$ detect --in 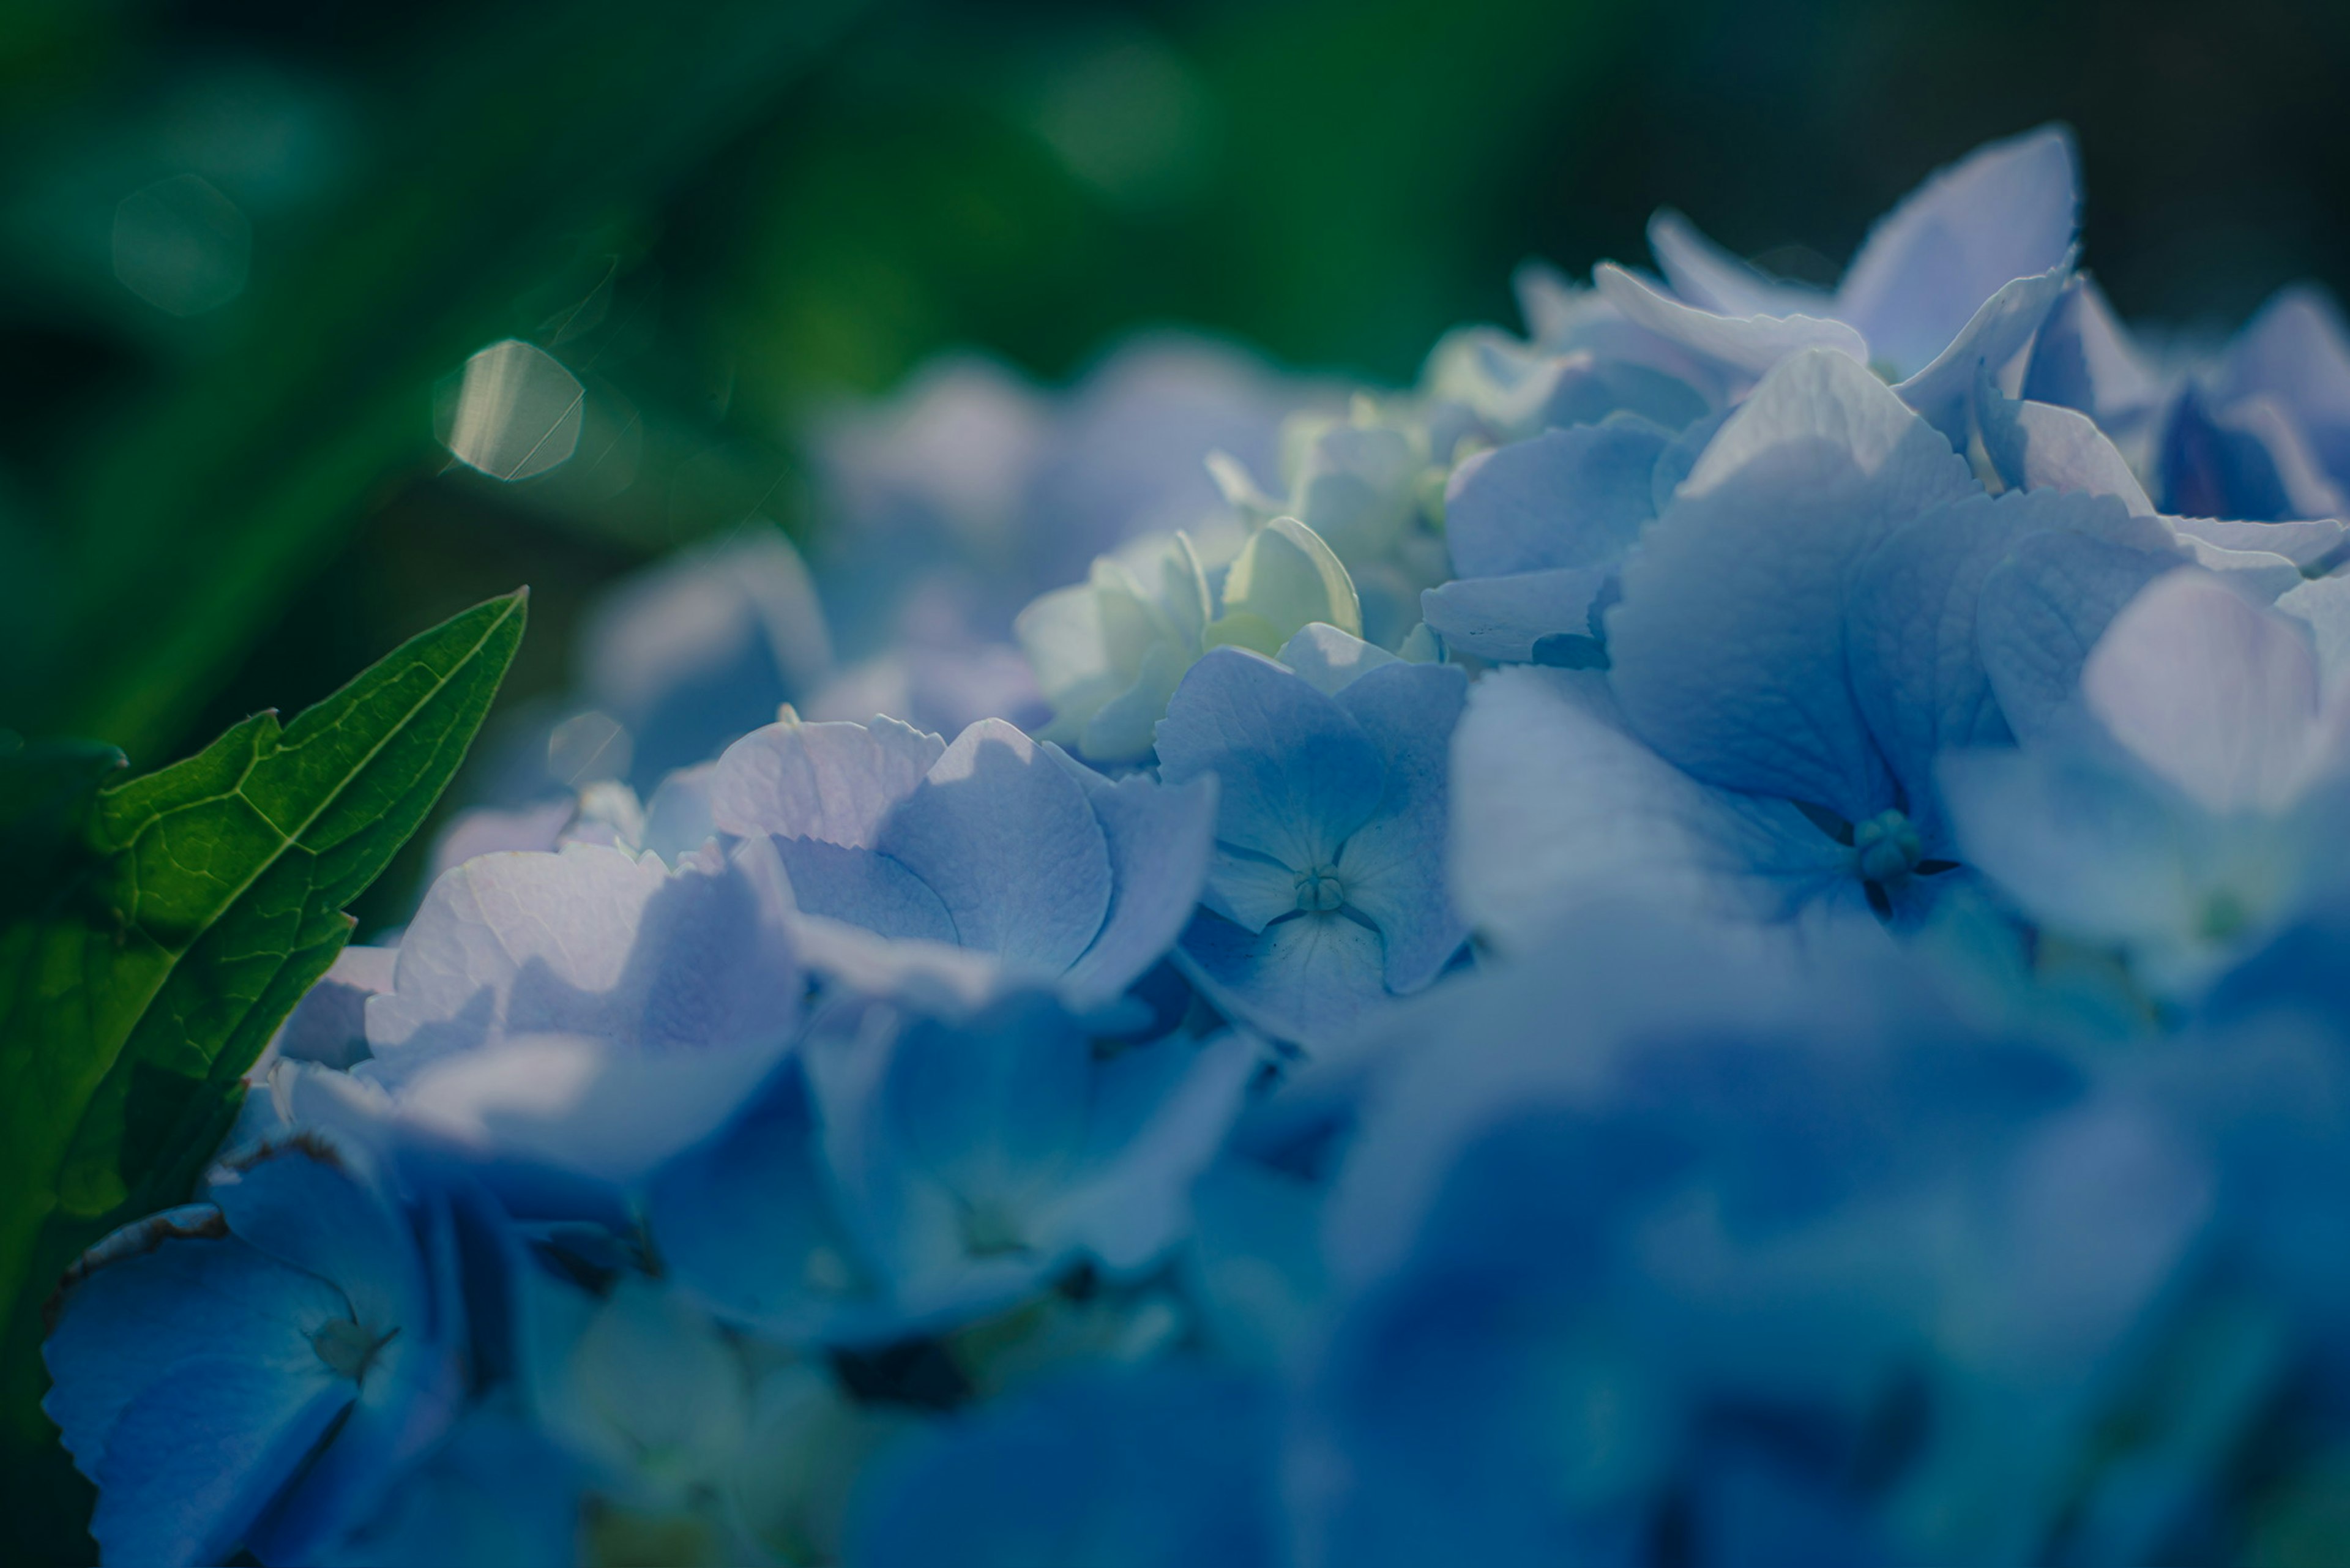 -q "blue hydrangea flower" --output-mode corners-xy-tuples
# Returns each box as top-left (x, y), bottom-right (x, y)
(1307, 907), (2221, 1568)
(43, 1141), (476, 1567)
(1944, 569), (2350, 996)
(1155, 623), (1468, 1047)
(707, 712), (1215, 1010)
(646, 991), (1258, 1338)
(1452, 349), (2299, 943)
(1602, 126), (2080, 441)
